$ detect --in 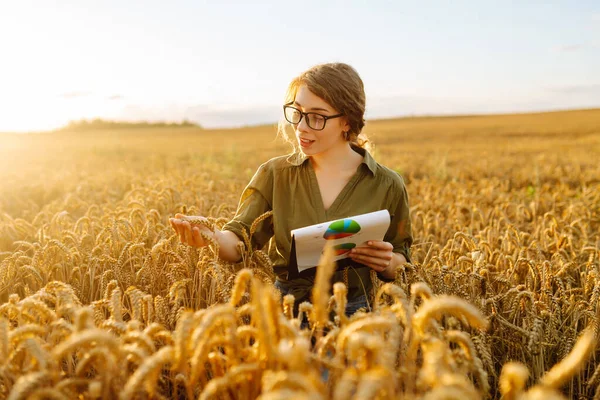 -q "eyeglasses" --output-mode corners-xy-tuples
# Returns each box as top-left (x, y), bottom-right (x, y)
(283, 103), (343, 131)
